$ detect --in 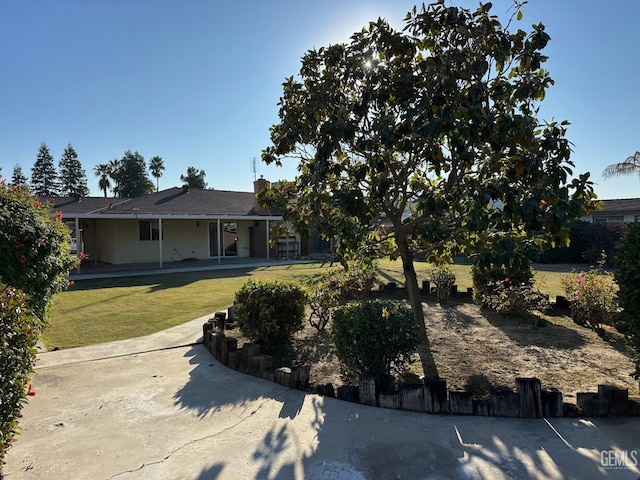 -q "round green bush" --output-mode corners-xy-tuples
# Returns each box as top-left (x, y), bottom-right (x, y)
(331, 299), (419, 385)
(234, 279), (307, 346)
